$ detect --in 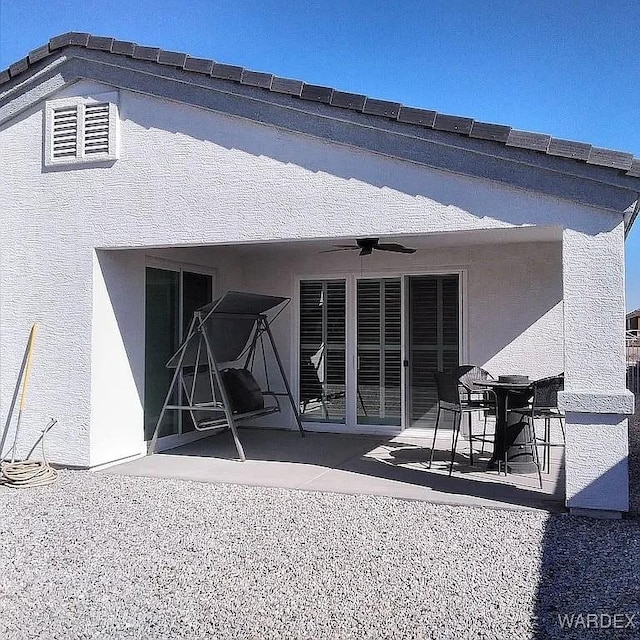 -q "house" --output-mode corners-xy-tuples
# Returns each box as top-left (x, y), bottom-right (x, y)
(1, 32), (637, 517)
(627, 309), (640, 337)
